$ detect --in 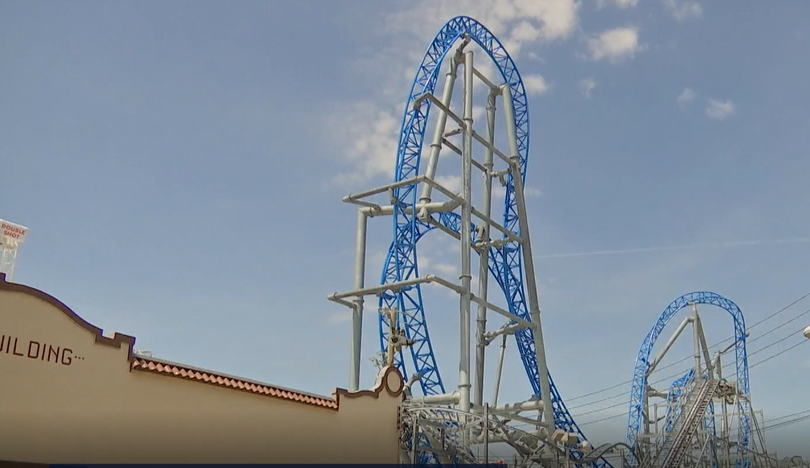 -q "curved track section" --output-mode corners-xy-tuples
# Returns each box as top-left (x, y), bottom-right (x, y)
(376, 15), (603, 465)
(625, 291), (750, 465)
